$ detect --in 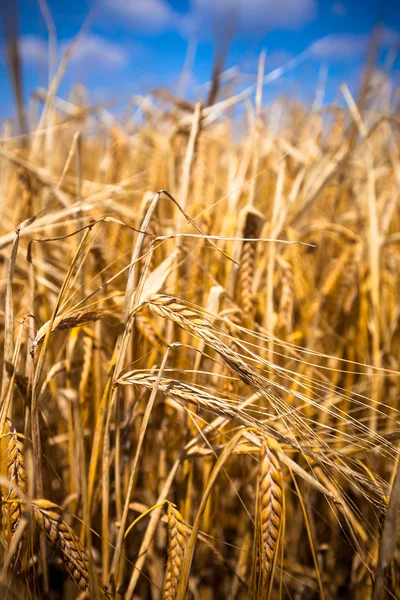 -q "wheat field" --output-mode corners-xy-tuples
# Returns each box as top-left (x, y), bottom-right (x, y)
(1, 47), (400, 600)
